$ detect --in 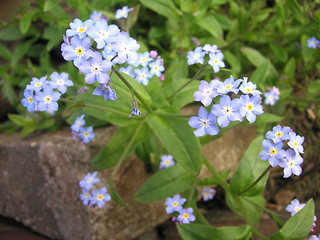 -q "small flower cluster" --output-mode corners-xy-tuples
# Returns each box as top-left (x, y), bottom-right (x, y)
(286, 199), (317, 232)
(188, 76), (263, 137)
(79, 171), (111, 208)
(201, 187), (216, 201)
(165, 194), (196, 224)
(260, 125), (304, 178)
(187, 44), (225, 73)
(264, 86), (280, 106)
(159, 154), (175, 169)
(71, 115), (95, 144)
(307, 37), (320, 49)
(21, 72), (73, 113)
(119, 50), (165, 85)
